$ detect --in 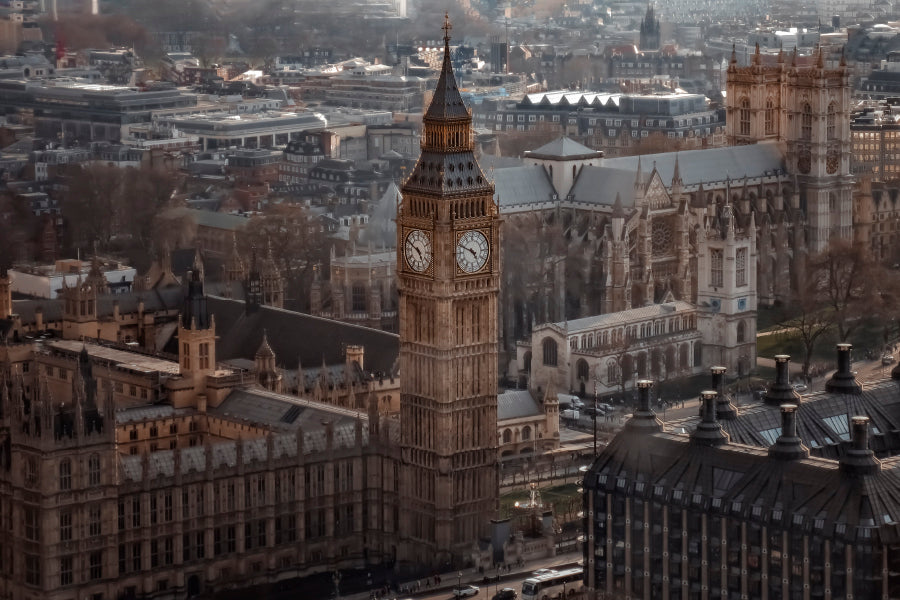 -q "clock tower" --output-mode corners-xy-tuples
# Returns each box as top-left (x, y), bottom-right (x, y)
(397, 15), (501, 564)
